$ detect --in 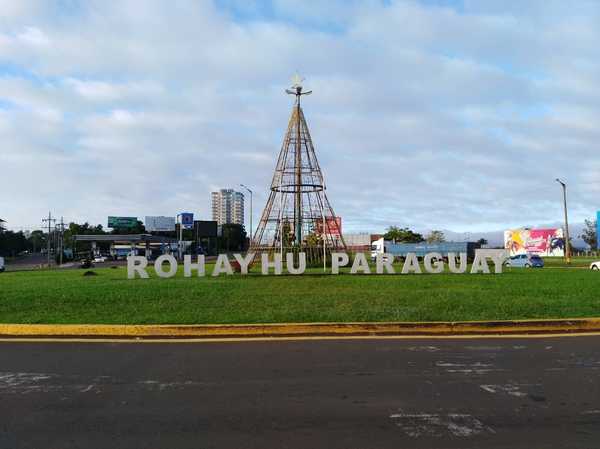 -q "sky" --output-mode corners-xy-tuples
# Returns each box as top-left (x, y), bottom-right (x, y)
(1, 0), (599, 236)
